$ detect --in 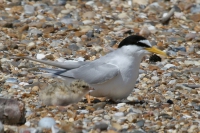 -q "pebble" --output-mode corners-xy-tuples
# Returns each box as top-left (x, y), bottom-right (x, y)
(32, 86), (39, 92)
(38, 117), (56, 129)
(68, 44), (79, 51)
(191, 5), (200, 13)
(83, 11), (95, 19)
(24, 4), (35, 15)
(93, 102), (106, 110)
(5, 78), (18, 83)
(104, 115), (111, 120)
(29, 29), (43, 37)
(0, 43), (7, 50)
(77, 110), (89, 114)
(50, 40), (63, 47)
(0, 122), (3, 133)
(185, 33), (196, 41)
(94, 122), (108, 131)
(36, 54), (46, 60)
(113, 112), (124, 121)
(136, 120), (145, 128)
(163, 64), (176, 69)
